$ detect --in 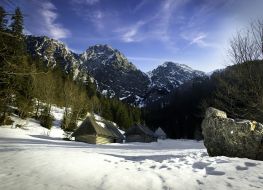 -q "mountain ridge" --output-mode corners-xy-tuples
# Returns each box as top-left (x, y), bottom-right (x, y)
(25, 35), (205, 106)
